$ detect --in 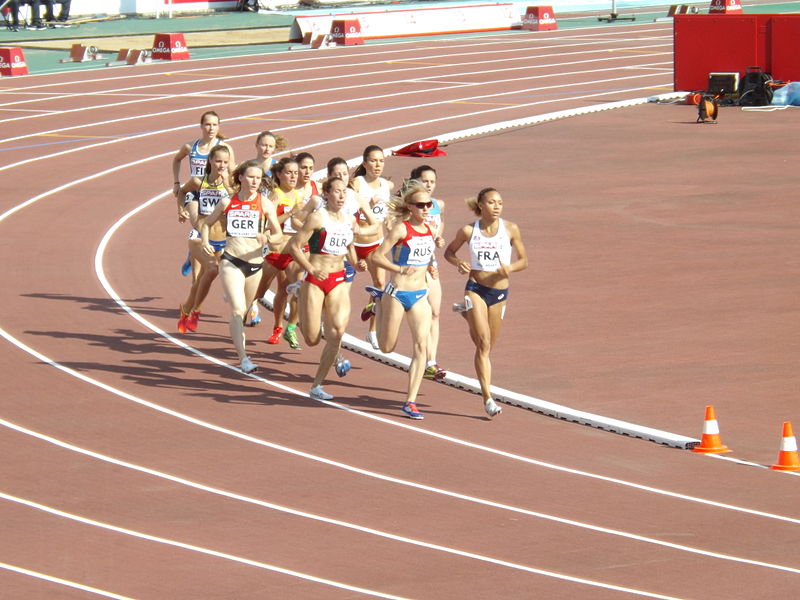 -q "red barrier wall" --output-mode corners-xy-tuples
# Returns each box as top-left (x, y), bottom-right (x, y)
(674, 14), (800, 91)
